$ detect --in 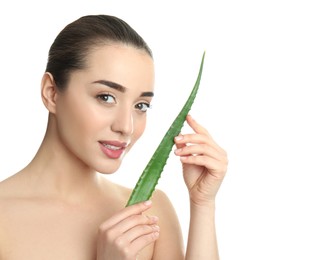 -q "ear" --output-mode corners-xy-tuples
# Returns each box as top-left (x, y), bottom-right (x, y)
(41, 72), (58, 114)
